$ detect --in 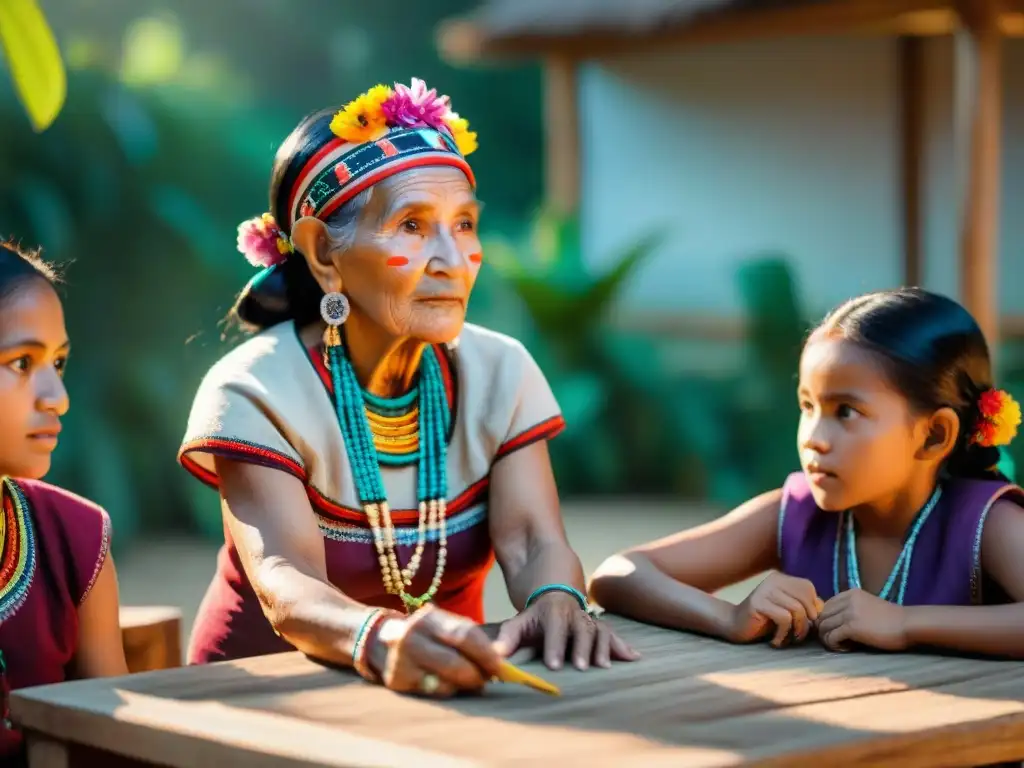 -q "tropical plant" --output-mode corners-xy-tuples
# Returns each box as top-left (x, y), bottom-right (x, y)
(474, 210), (703, 495)
(471, 215), (818, 505)
(0, 0), (65, 131)
(0, 64), (270, 549)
